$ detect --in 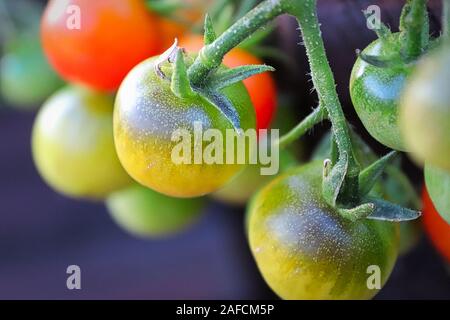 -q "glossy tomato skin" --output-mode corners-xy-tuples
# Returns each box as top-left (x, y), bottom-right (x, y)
(1, 34), (63, 109)
(350, 34), (412, 151)
(425, 164), (450, 224)
(41, 0), (162, 91)
(400, 45), (450, 171)
(106, 184), (205, 238)
(32, 86), (132, 199)
(180, 35), (277, 131)
(114, 55), (255, 198)
(422, 187), (450, 262)
(248, 161), (399, 300)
